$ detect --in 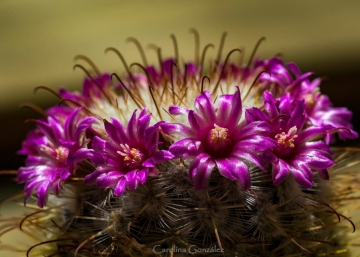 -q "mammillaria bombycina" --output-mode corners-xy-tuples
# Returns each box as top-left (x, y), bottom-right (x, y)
(246, 92), (335, 188)
(84, 108), (173, 196)
(17, 107), (96, 208)
(162, 88), (276, 190)
(1, 31), (359, 257)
